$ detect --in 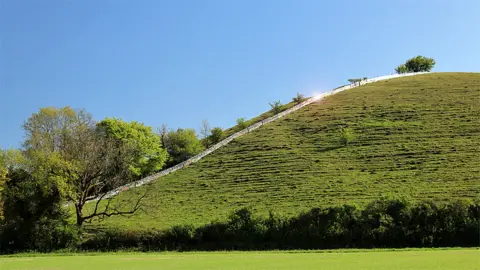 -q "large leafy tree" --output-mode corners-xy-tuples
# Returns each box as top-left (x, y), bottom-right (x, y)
(396, 56), (436, 73)
(1, 165), (77, 252)
(0, 149), (25, 216)
(20, 107), (166, 226)
(164, 128), (204, 166)
(97, 118), (168, 177)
